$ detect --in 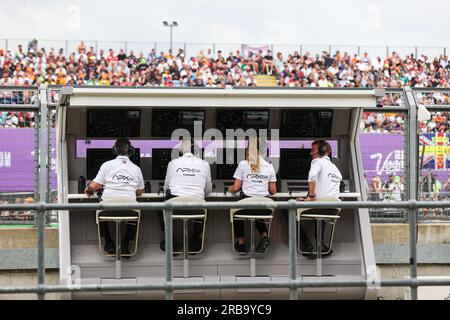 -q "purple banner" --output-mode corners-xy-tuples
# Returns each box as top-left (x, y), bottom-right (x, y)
(0, 129), (56, 192)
